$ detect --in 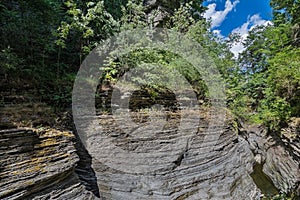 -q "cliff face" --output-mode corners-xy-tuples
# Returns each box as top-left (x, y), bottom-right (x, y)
(0, 111), (263, 200)
(241, 119), (300, 197)
(2, 115), (299, 199)
(80, 110), (261, 199)
(0, 128), (97, 200)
